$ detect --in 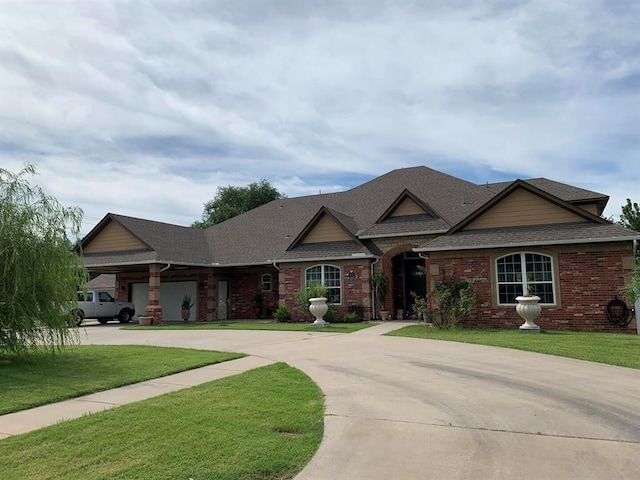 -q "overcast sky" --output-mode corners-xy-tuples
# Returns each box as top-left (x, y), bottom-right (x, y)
(1, 0), (638, 236)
